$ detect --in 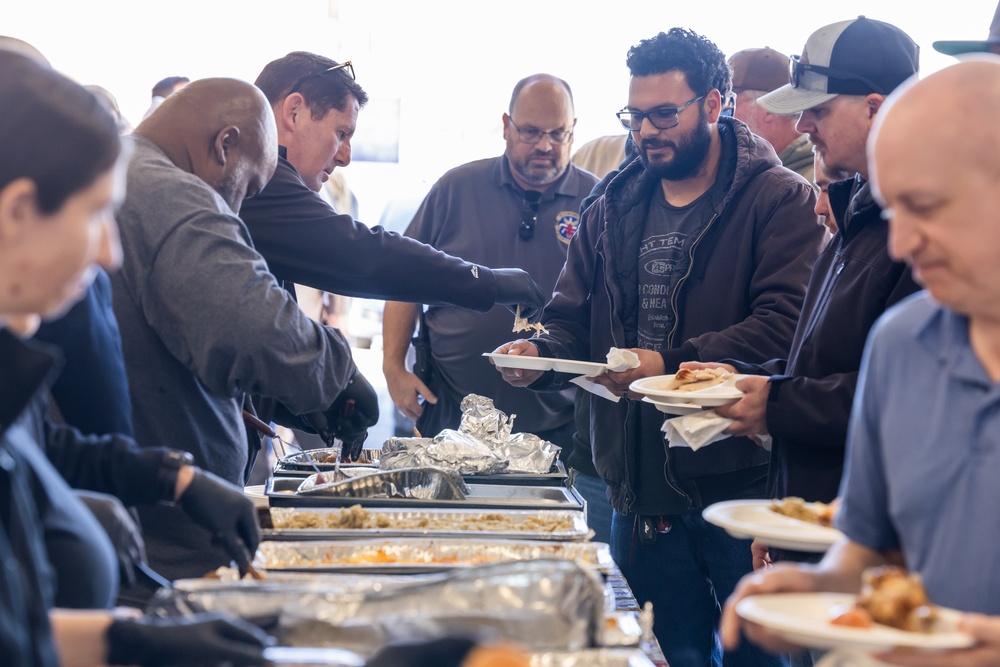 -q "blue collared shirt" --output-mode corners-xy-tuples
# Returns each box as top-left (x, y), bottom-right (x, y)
(838, 292), (1000, 613)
